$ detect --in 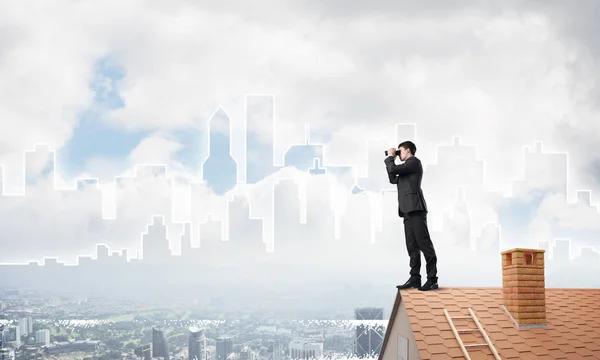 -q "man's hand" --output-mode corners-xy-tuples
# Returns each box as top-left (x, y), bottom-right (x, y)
(388, 148), (396, 157)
